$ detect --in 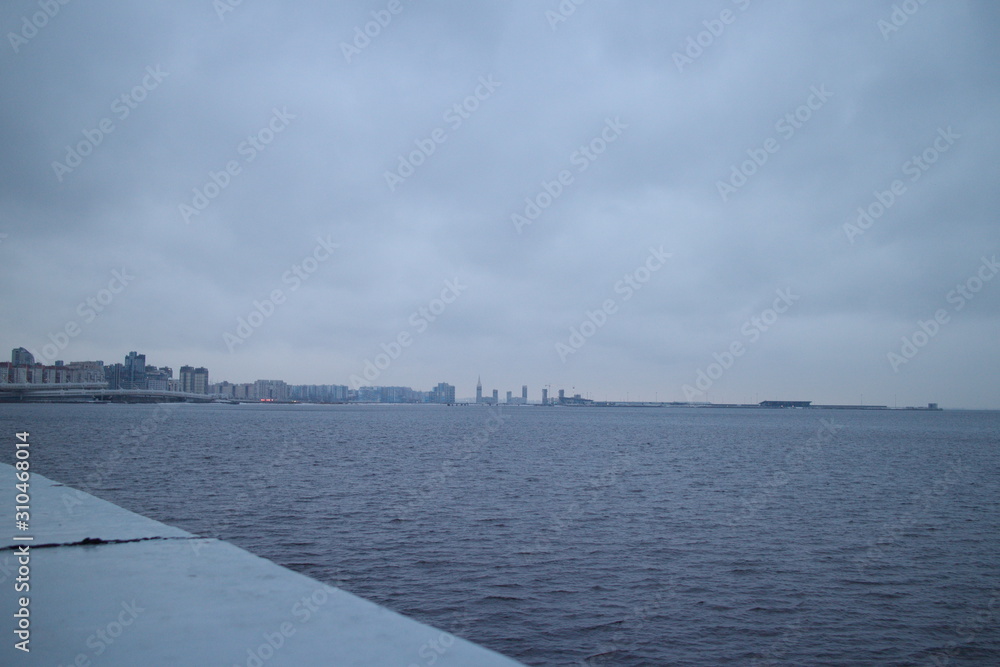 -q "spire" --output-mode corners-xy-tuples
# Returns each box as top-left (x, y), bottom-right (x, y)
(477, 375), (482, 388)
